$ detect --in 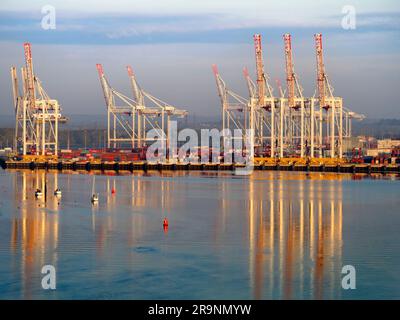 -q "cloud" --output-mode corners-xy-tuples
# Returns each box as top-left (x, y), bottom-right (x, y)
(357, 12), (400, 29)
(2, 0), (399, 16)
(0, 9), (399, 46)
(0, 0), (399, 118)
(2, 0), (400, 30)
